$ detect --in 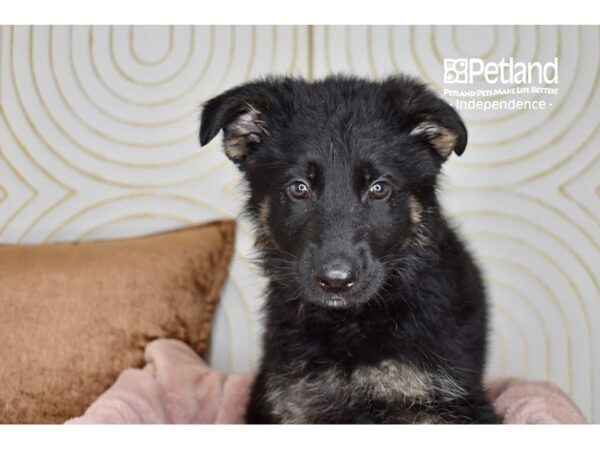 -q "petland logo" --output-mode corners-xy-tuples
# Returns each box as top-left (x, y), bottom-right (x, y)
(444, 57), (559, 85)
